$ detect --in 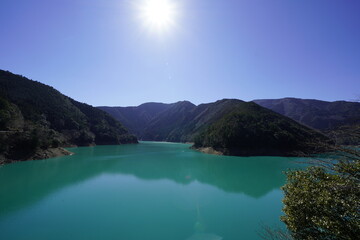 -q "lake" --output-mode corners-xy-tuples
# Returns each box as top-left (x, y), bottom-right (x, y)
(0, 142), (301, 240)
